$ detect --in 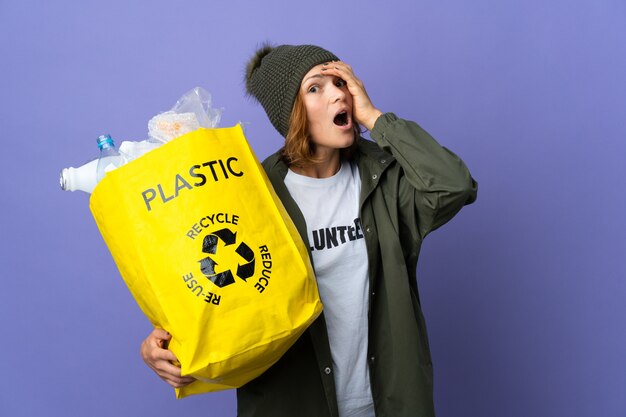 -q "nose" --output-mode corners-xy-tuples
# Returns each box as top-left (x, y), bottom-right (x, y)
(330, 83), (346, 103)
